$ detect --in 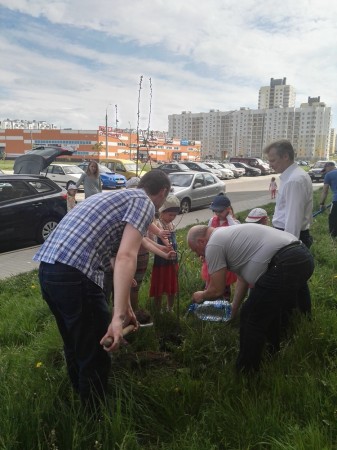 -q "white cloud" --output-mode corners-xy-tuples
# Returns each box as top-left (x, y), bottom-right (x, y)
(0, 0), (336, 131)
